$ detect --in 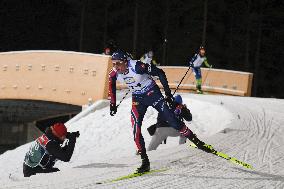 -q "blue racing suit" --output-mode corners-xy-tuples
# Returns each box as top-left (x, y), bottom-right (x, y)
(109, 60), (192, 152)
